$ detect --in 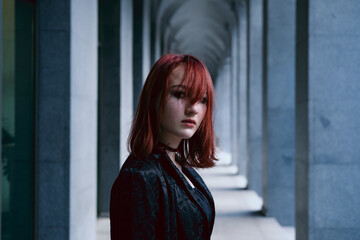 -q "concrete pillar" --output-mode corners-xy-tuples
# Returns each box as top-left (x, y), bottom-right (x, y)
(262, 0), (296, 226)
(70, 1), (98, 238)
(120, 0), (133, 164)
(247, 0), (263, 196)
(230, 28), (240, 168)
(149, 1), (158, 65)
(133, 0), (151, 110)
(237, 0), (249, 177)
(214, 57), (232, 163)
(296, 1), (360, 239)
(37, 2), (71, 238)
(142, 1), (151, 82)
(98, 0), (121, 216)
(36, 1), (98, 239)
(154, 11), (162, 62)
(98, 0), (134, 214)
